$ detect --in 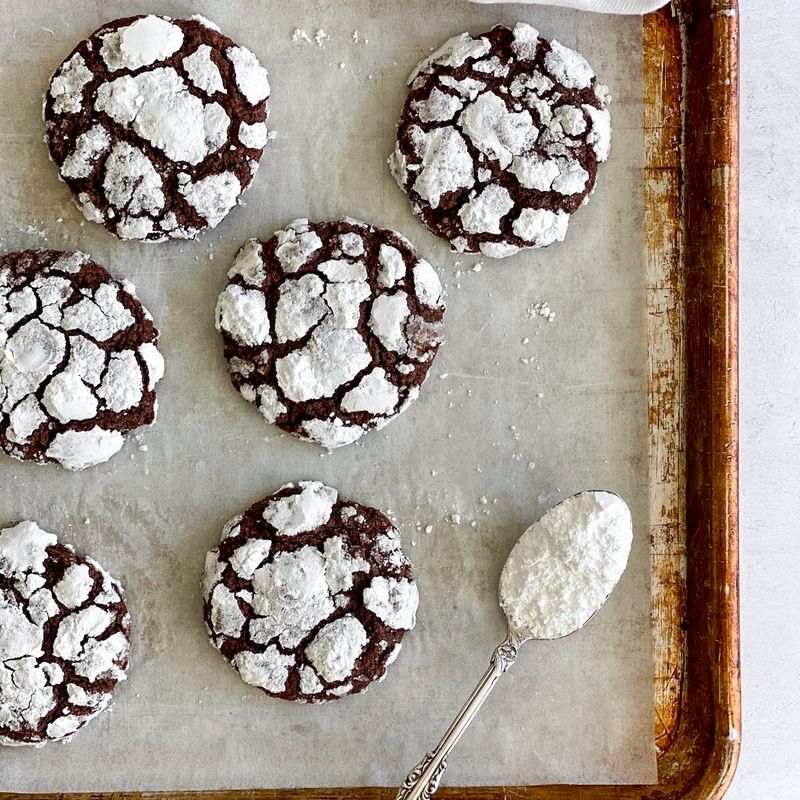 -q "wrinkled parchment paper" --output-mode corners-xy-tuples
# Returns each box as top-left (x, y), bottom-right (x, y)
(0, 0), (655, 791)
